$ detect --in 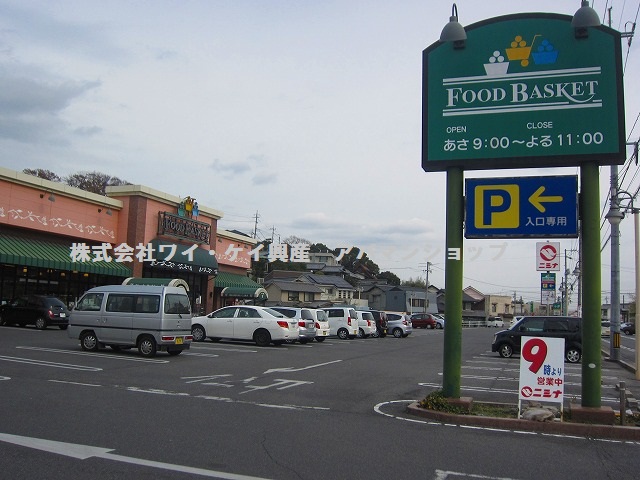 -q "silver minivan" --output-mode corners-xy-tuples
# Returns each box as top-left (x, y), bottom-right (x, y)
(67, 285), (193, 357)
